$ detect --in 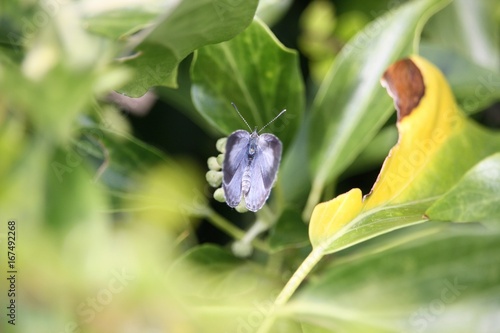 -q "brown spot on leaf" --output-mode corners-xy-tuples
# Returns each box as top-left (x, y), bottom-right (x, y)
(381, 58), (425, 121)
